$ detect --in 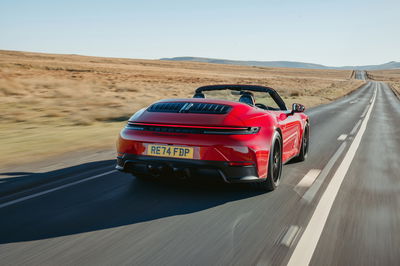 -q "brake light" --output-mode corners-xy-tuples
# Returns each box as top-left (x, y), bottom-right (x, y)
(126, 122), (260, 135)
(129, 122), (247, 130)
